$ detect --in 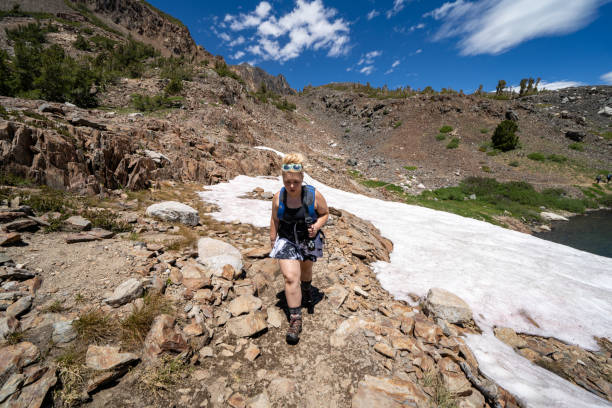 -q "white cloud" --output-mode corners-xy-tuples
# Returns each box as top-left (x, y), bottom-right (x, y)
(226, 1), (273, 31)
(218, 32), (231, 42)
(601, 71), (612, 84)
(410, 23), (425, 31)
(228, 36), (245, 47)
(232, 51), (246, 59)
(392, 60), (400, 68)
(424, 0), (606, 56)
(539, 80), (584, 90)
(224, 0), (350, 62)
(367, 9), (379, 20)
(409, 48), (422, 56)
(359, 65), (375, 75)
(357, 50), (382, 65)
(387, 0), (409, 18)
